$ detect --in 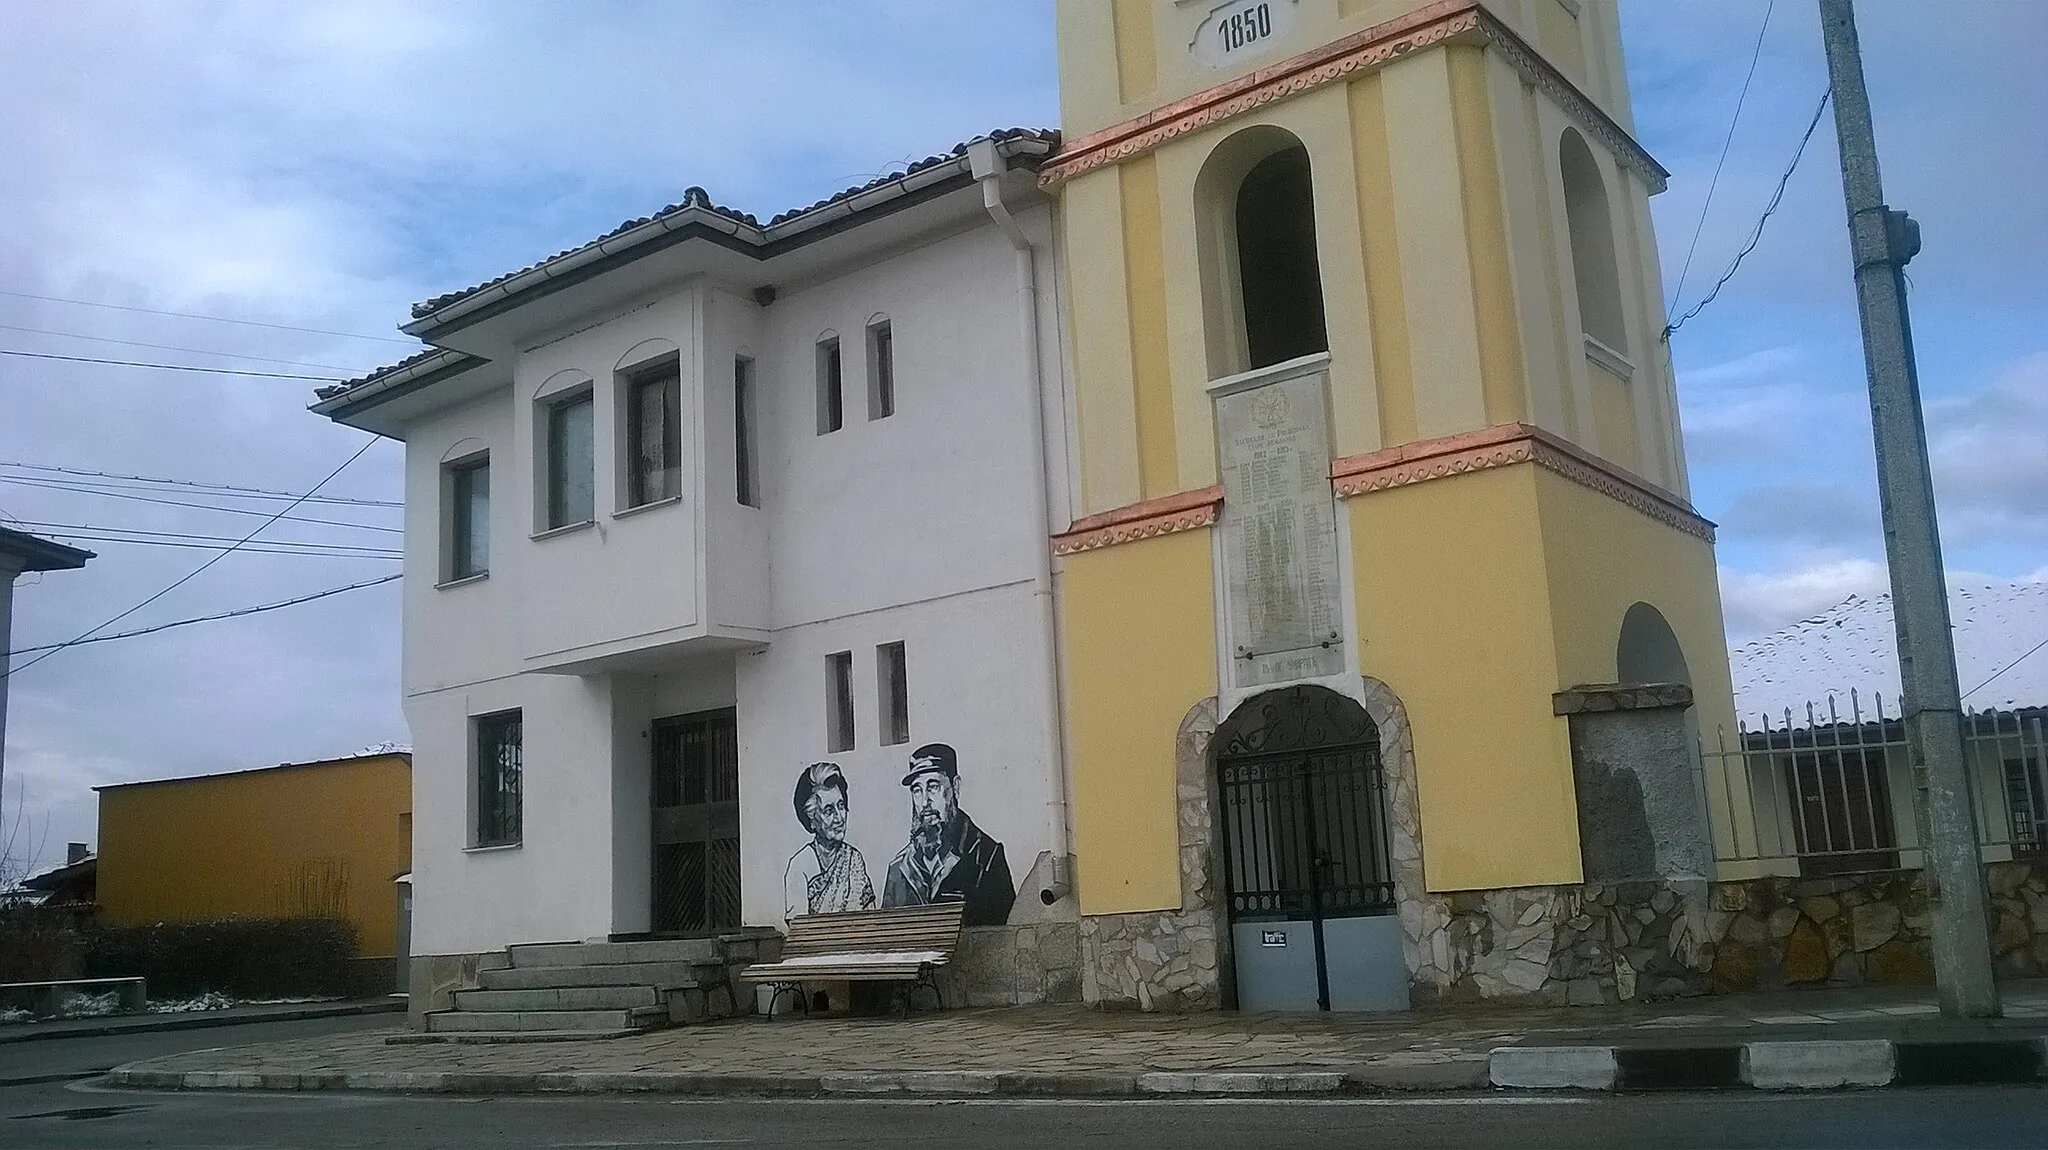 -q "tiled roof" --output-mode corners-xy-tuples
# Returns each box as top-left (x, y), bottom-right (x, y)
(1730, 579), (2048, 720)
(408, 127), (1058, 321)
(312, 346), (444, 400)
